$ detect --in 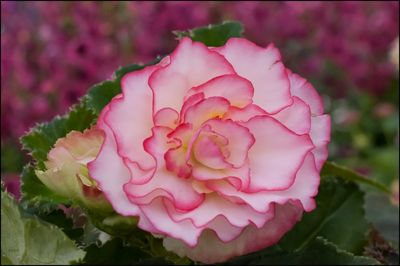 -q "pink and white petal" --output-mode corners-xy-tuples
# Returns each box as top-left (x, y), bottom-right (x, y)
(310, 115), (331, 145)
(244, 115), (314, 191)
(271, 96), (311, 135)
(153, 108), (179, 129)
(287, 70), (324, 116)
(165, 147), (192, 178)
(192, 161), (250, 190)
(184, 97), (231, 128)
(213, 38), (292, 113)
(105, 66), (159, 170)
(180, 93), (205, 123)
(223, 104), (267, 122)
(149, 37), (235, 114)
(208, 153), (320, 213)
(185, 74), (254, 108)
(125, 127), (204, 210)
(205, 119), (255, 167)
(163, 202), (303, 264)
(193, 135), (231, 170)
(312, 145), (329, 172)
(140, 198), (202, 247)
(88, 106), (140, 216)
(164, 193), (271, 229)
(310, 115), (331, 171)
